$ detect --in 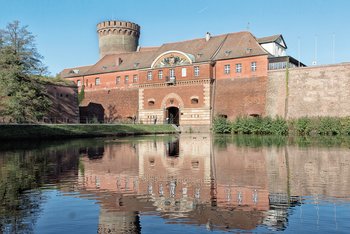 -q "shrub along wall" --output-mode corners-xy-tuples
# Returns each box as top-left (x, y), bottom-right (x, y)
(213, 116), (350, 136)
